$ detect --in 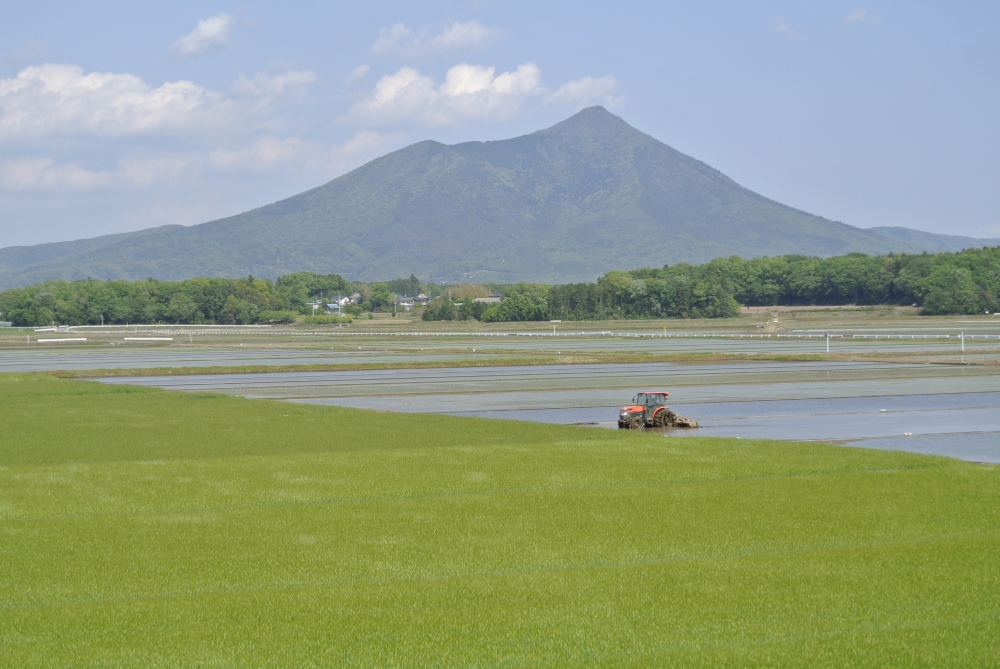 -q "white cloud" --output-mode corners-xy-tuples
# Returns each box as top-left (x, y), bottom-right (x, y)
(0, 152), (203, 191)
(545, 75), (620, 108)
(3, 41), (45, 70)
(370, 21), (500, 57)
(0, 64), (228, 138)
(172, 13), (234, 57)
(371, 23), (413, 56)
(117, 152), (202, 187)
(347, 64), (370, 84)
(430, 22), (501, 51)
(234, 70), (316, 97)
(0, 158), (112, 191)
(351, 62), (543, 127)
(769, 16), (805, 40)
(209, 136), (306, 172)
(0, 130), (399, 192)
(846, 9), (883, 24)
